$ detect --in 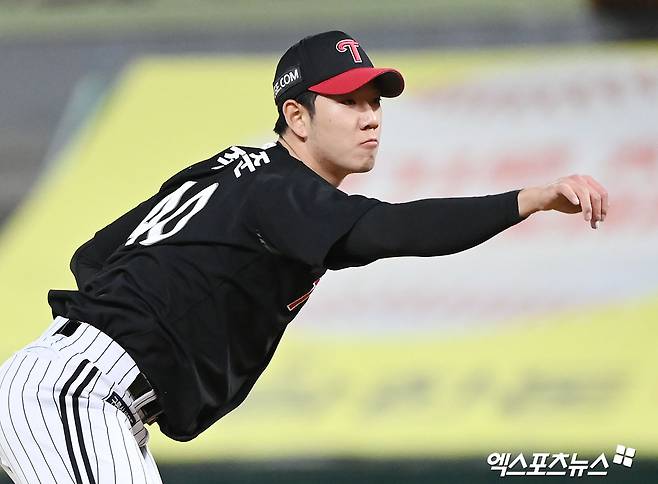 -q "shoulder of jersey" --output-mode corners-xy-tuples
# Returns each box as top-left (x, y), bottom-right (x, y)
(159, 142), (292, 192)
